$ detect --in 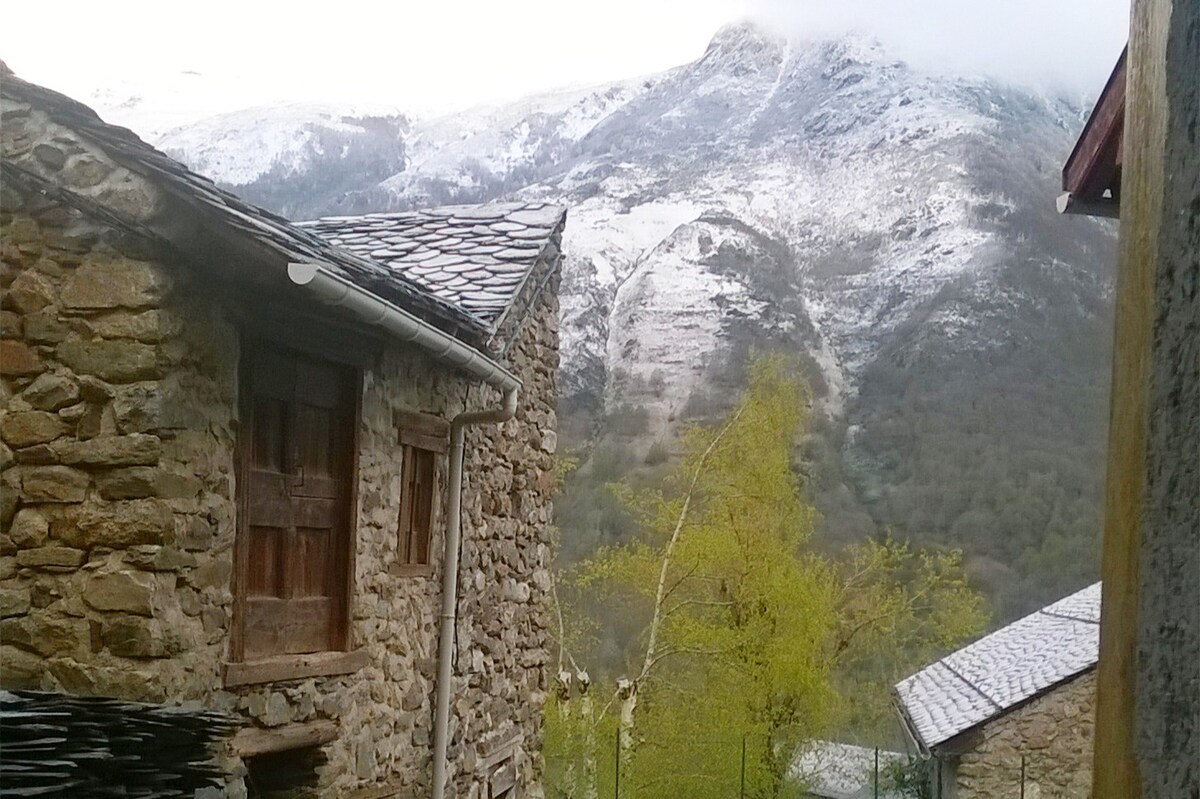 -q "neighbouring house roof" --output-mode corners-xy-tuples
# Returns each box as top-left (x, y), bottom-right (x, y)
(791, 741), (905, 799)
(300, 202), (566, 333)
(1059, 47), (1126, 218)
(894, 582), (1101, 752)
(1, 65), (561, 349)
